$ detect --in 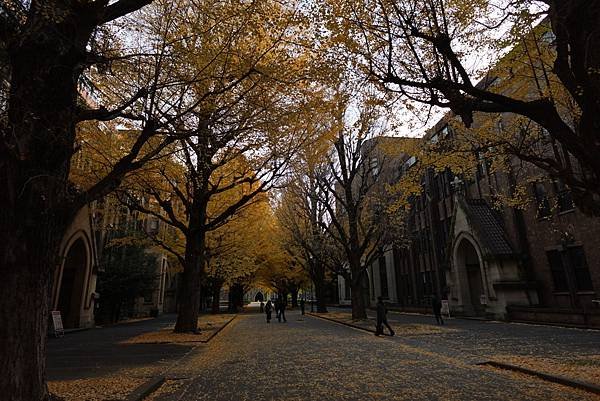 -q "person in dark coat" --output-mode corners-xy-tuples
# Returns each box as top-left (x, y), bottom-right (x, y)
(275, 298), (281, 321)
(278, 297), (287, 322)
(432, 295), (444, 325)
(300, 299), (305, 315)
(375, 296), (395, 336)
(265, 300), (273, 323)
(259, 301), (264, 313)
